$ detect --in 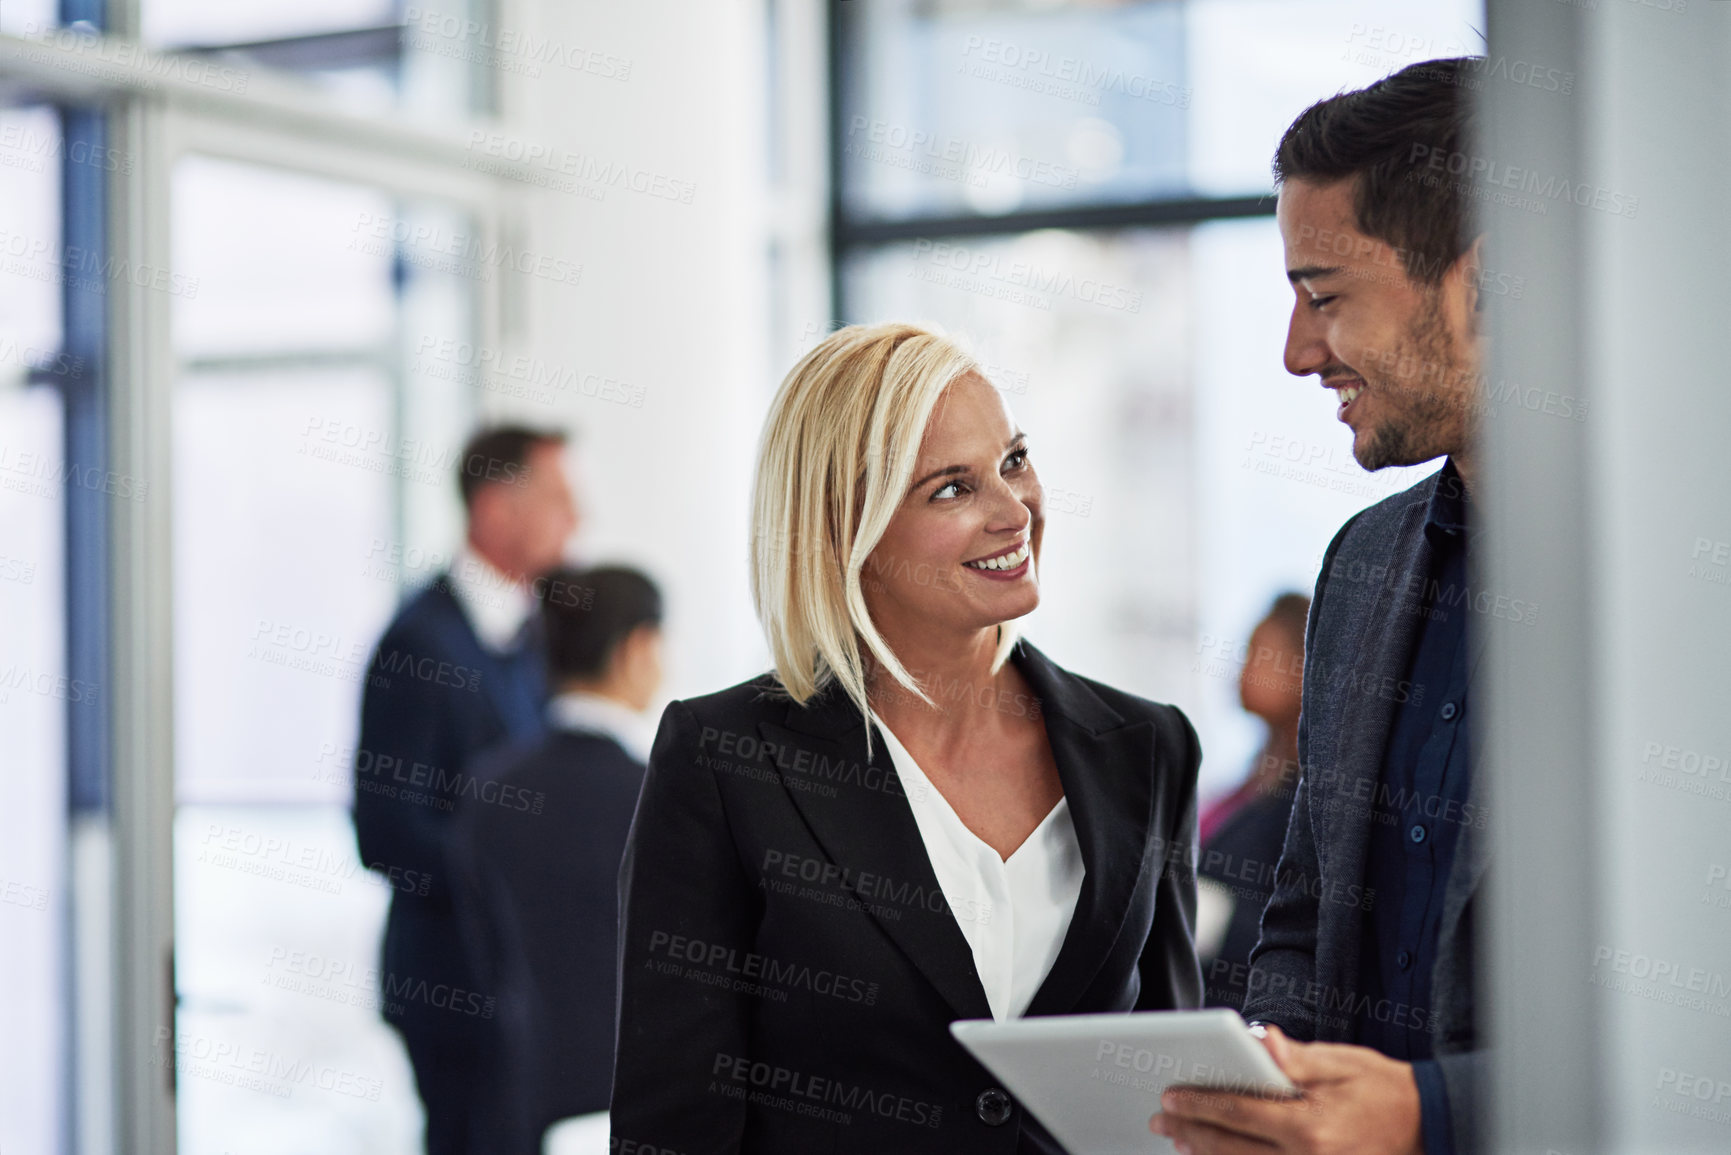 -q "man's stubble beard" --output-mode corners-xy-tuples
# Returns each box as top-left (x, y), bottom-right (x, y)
(1355, 297), (1476, 472)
